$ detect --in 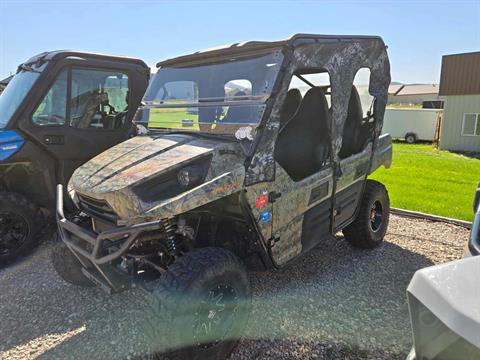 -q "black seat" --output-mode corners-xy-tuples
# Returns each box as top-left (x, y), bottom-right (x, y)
(275, 87), (330, 181)
(279, 88), (302, 128)
(338, 86), (364, 159)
